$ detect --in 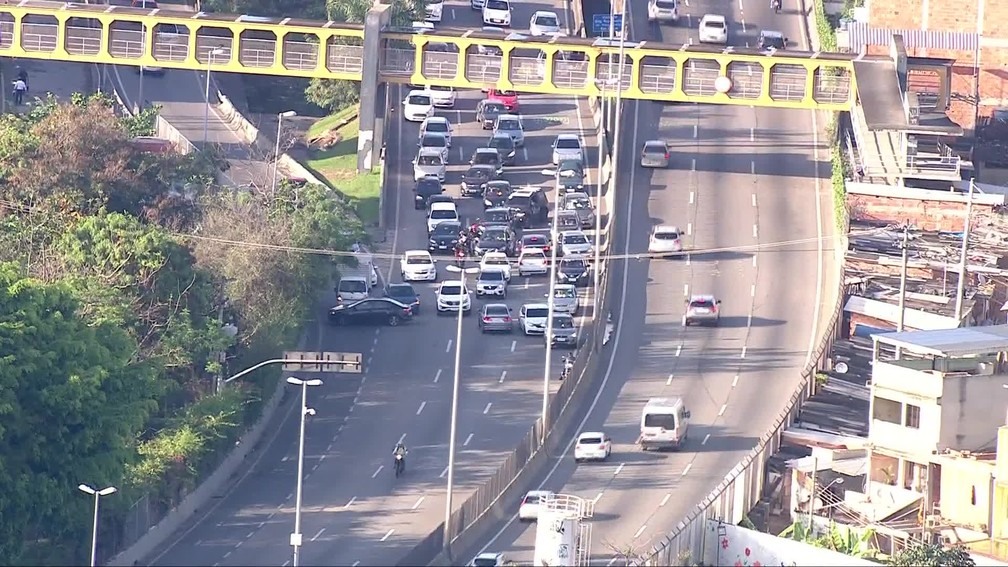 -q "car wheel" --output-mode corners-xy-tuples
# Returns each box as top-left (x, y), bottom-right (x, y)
(388, 315), (400, 326)
(401, 271), (407, 281)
